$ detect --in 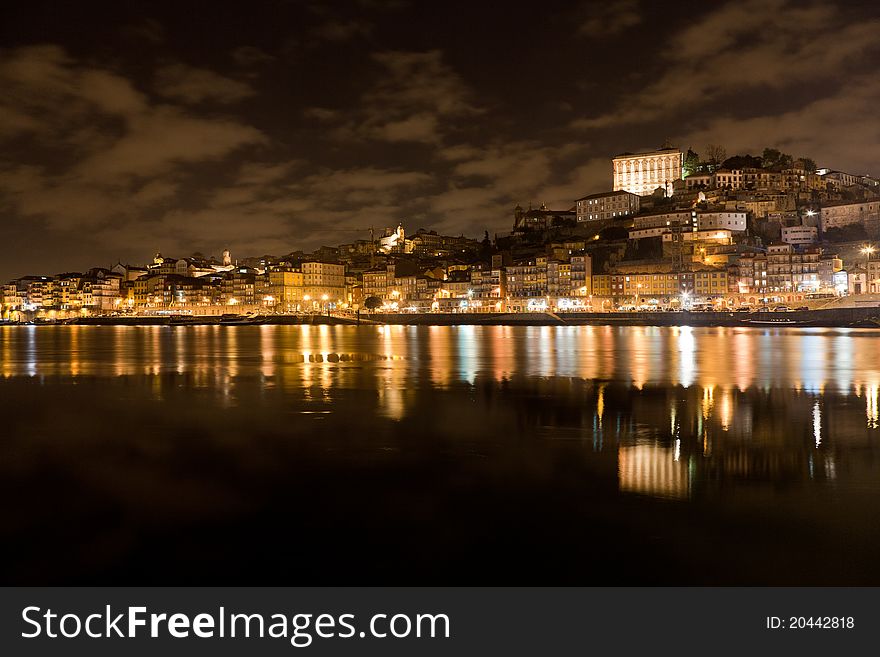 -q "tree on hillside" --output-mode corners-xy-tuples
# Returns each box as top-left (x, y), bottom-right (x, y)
(704, 144), (727, 166)
(364, 296), (383, 311)
(480, 230), (492, 258)
(761, 148), (793, 170)
(721, 154), (763, 170)
(683, 148), (700, 177)
(797, 157), (817, 173)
